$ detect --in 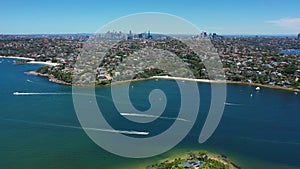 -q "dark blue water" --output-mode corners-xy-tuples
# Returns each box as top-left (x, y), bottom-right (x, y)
(0, 58), (299, 169)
